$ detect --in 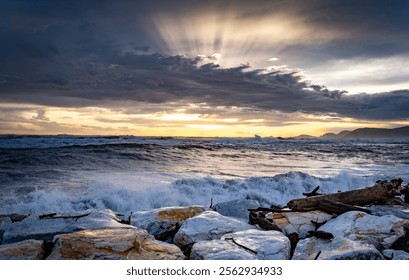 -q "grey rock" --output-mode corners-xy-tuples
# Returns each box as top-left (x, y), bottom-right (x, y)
(213, 199), (260, 220)
(292, 237), (384, 260)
